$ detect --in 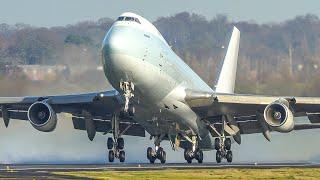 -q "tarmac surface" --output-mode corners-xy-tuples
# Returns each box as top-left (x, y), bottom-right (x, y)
(0, 162), (319, 179)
